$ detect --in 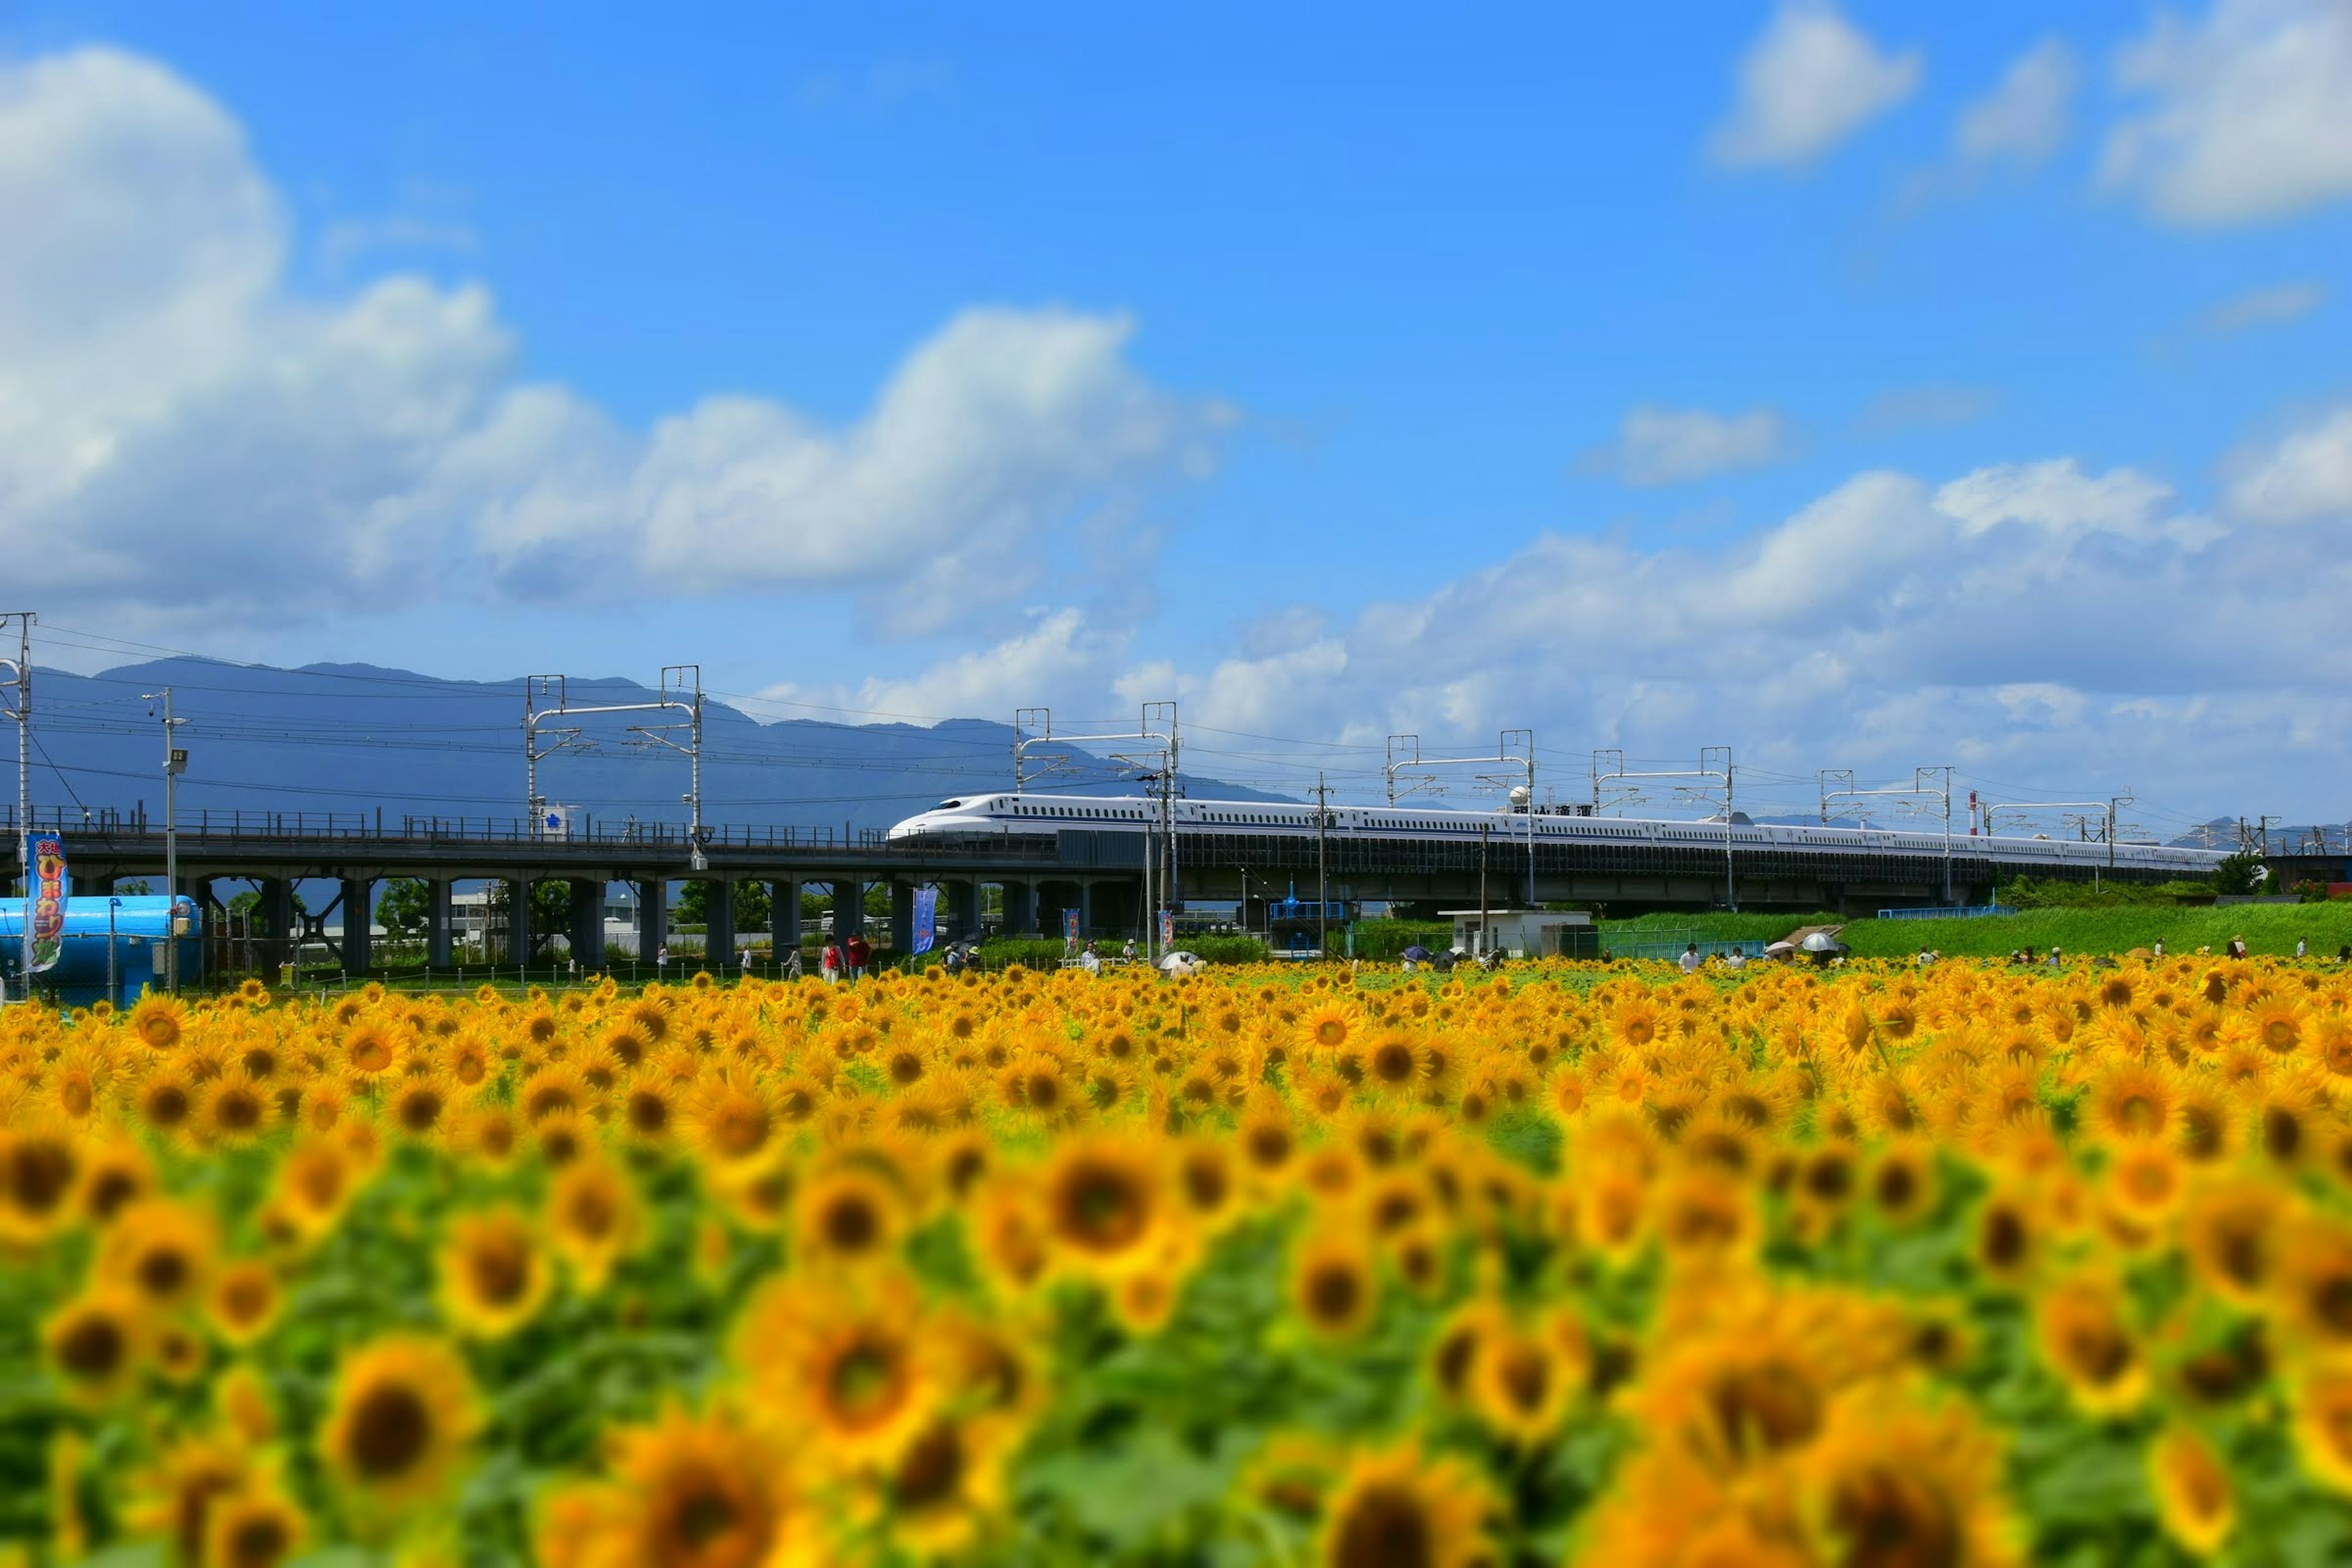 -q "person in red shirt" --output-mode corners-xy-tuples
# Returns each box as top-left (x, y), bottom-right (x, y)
(845, 933), (872, 980)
